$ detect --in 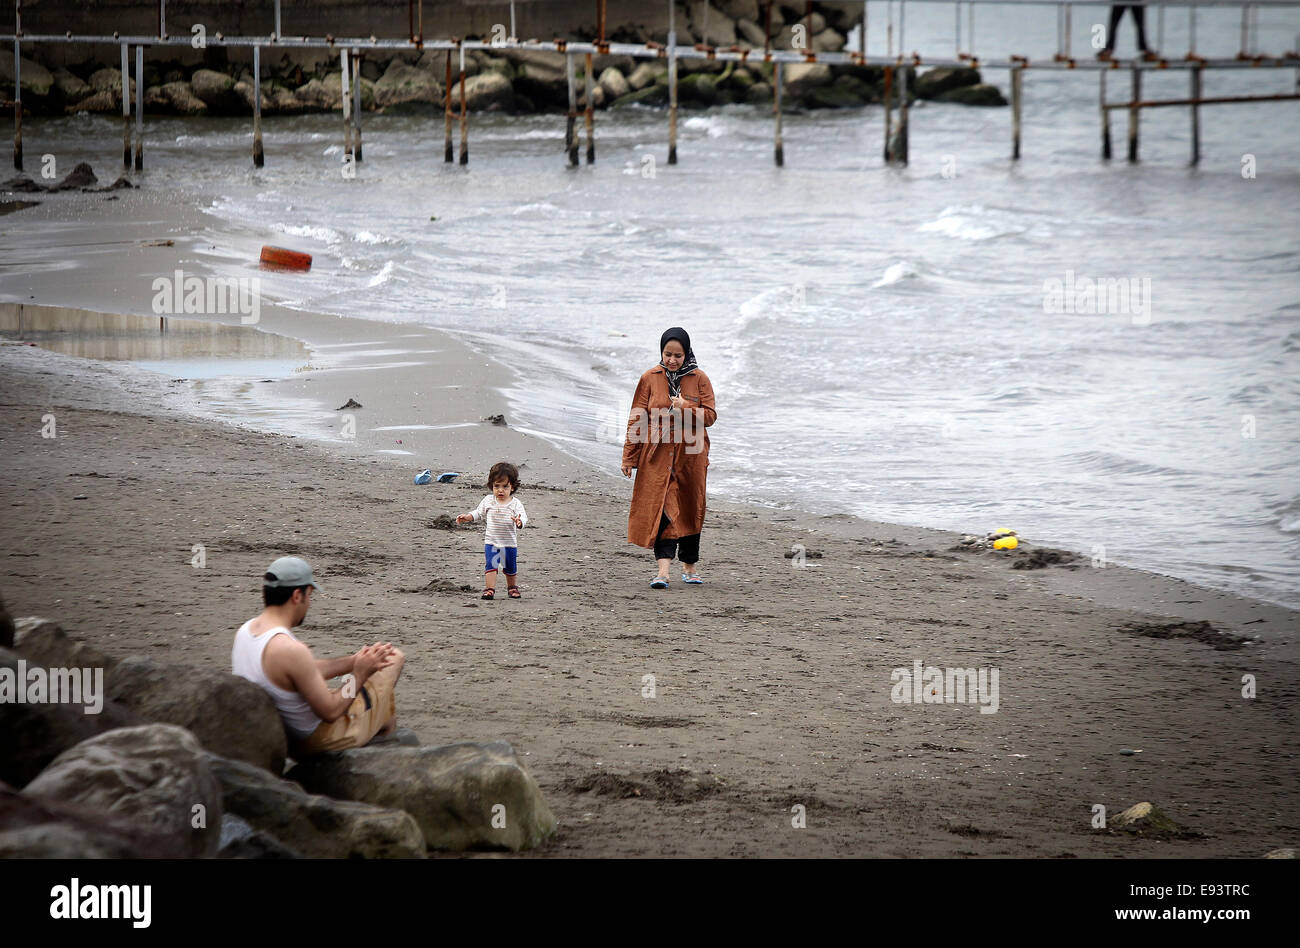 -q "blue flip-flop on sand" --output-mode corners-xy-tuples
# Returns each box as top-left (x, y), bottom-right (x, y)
(681, 573), (704, 584)
(650, 576), (669, 589)
(414, 469), (433, 485)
